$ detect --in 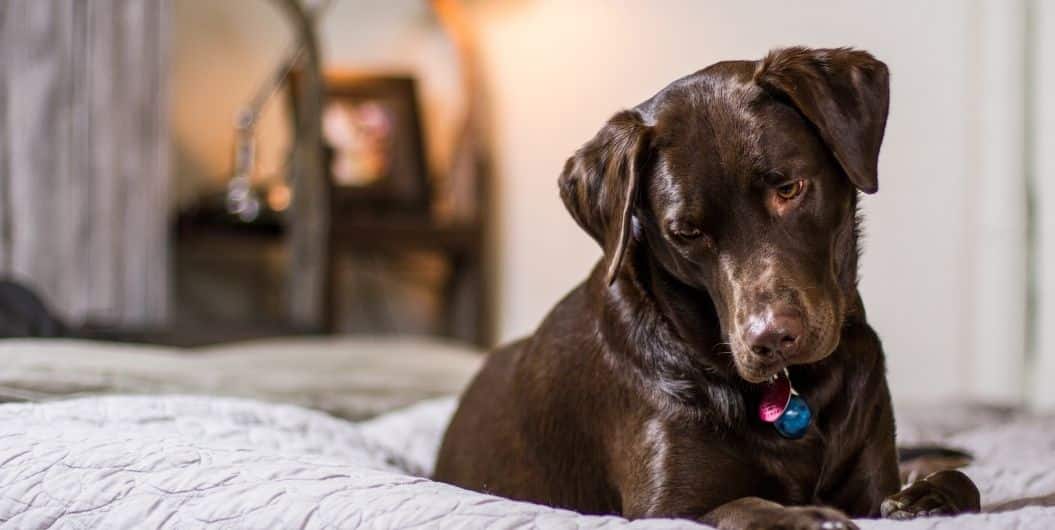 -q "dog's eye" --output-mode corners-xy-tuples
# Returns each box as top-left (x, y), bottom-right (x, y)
(775, 180), (806, 200)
